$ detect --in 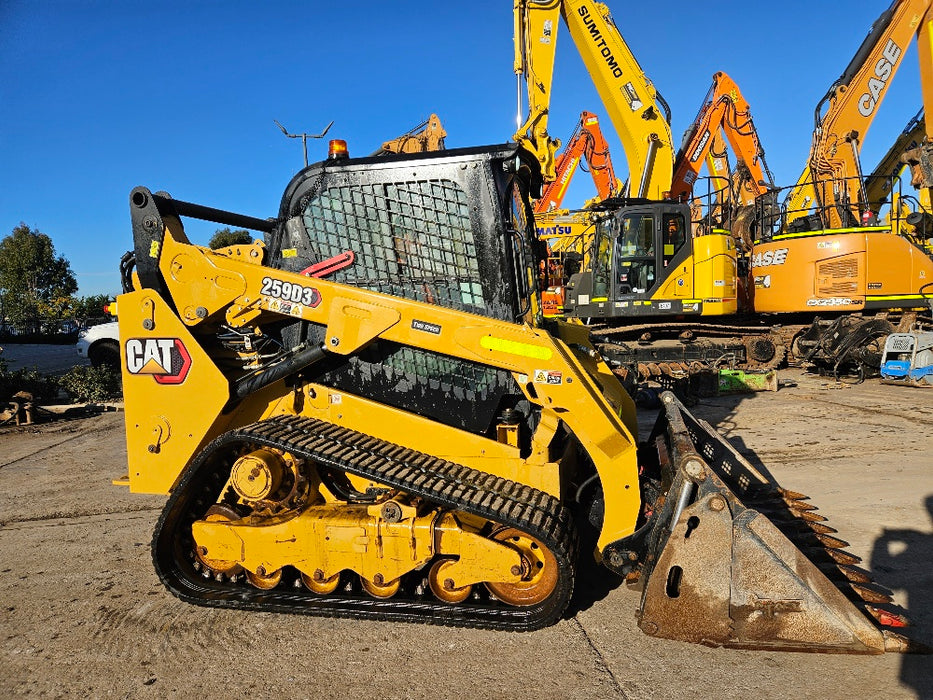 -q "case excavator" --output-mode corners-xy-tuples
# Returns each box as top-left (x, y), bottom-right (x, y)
(116, 140), (917, 653)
